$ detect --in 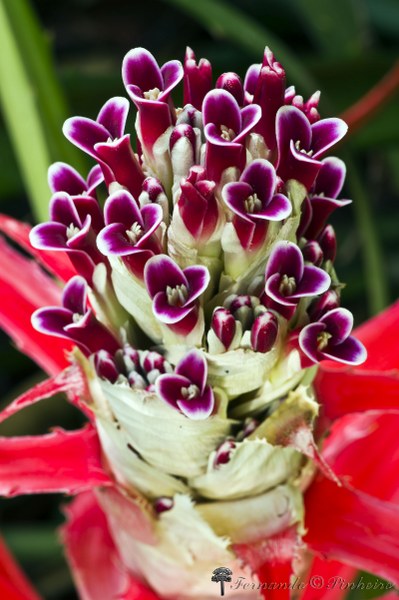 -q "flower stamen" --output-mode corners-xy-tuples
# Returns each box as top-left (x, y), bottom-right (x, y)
(144, 87), (161, 101)
(244, 193), (262, 214)
(279, 274), (297, 295)
(220, 125), (236, 141)
(317, 331), (332, 351)
(125, 222), (143, 244)
(181, 384), (200, 400)
(166, 284), (189, 306)
(66, 223), (80, 240)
